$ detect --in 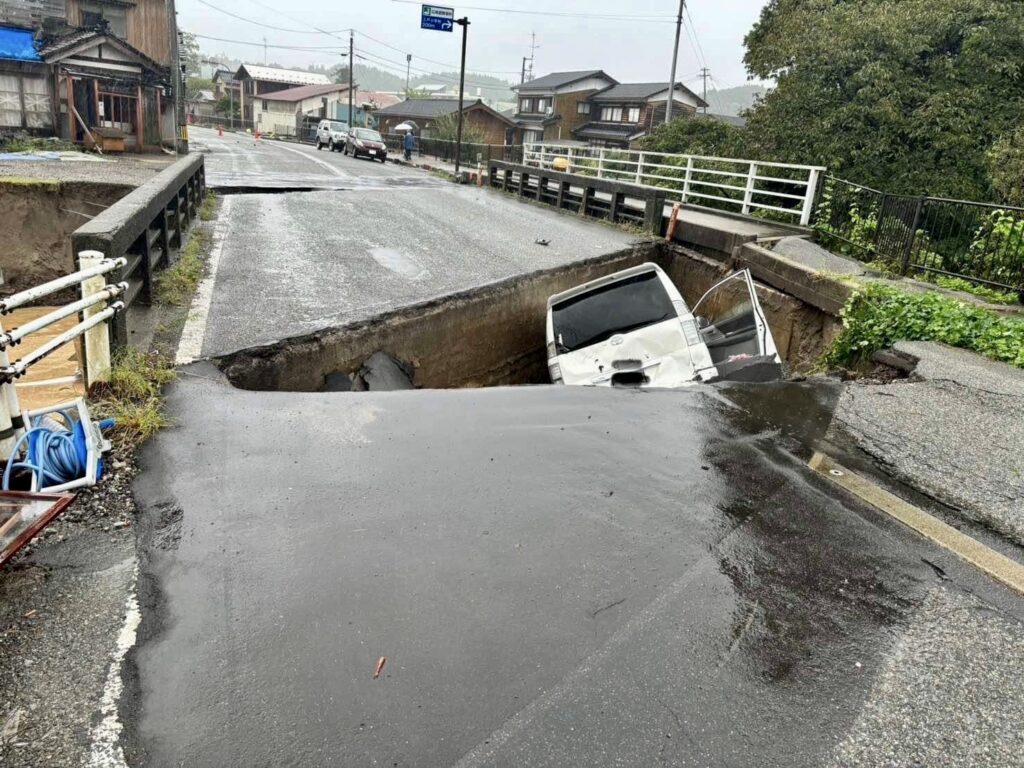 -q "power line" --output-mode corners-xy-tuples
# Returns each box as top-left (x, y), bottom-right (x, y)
(353, 29), (519, 75)
(195, 0), (334, 34)
(389, 0), (675, 22)
(190, 32), (346, 52)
